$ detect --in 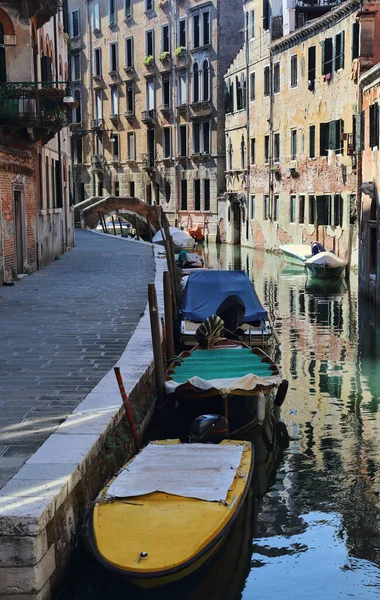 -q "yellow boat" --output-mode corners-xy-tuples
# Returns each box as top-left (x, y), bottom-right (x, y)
(88, 439), (253, 588)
